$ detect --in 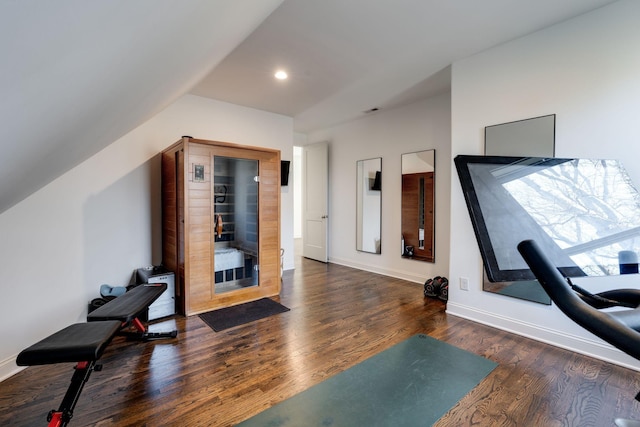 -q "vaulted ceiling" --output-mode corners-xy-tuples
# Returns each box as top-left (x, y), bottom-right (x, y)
(0, 0), (616, 214)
